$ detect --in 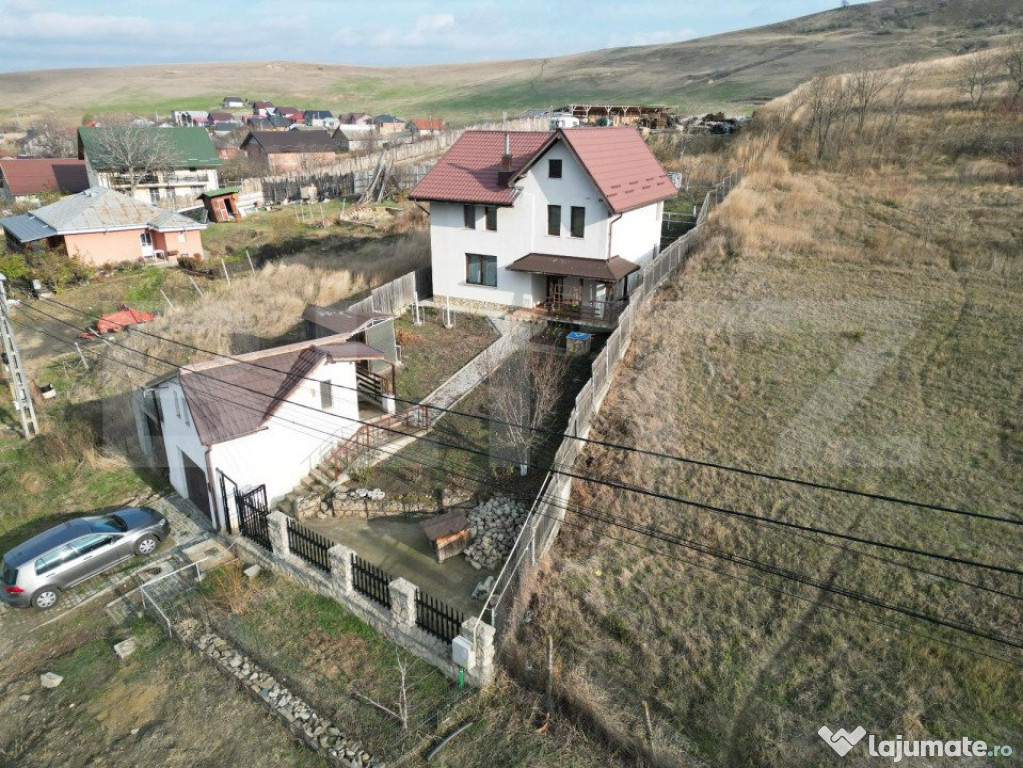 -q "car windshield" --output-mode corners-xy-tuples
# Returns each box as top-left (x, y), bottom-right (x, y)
(91, 514), (129, 534)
